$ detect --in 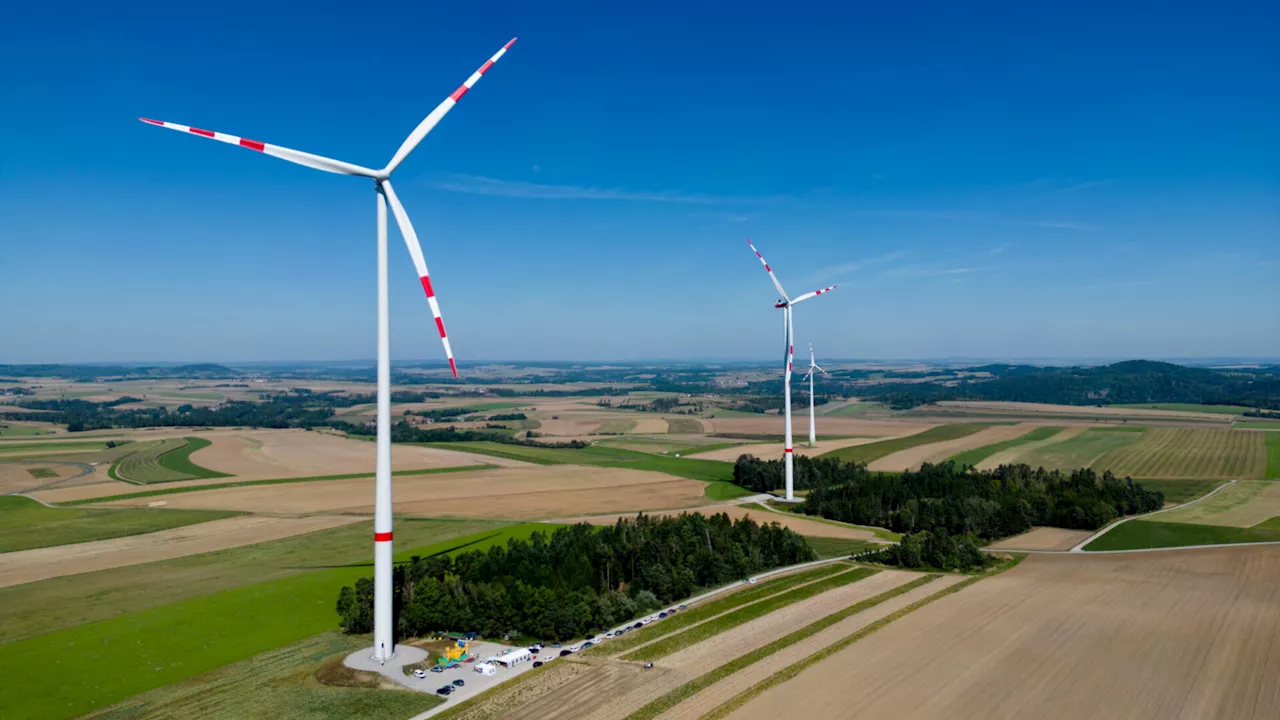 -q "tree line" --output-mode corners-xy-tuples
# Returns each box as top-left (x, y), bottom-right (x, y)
(336, 513), (815, 641)
(331, 419), (589, 449)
